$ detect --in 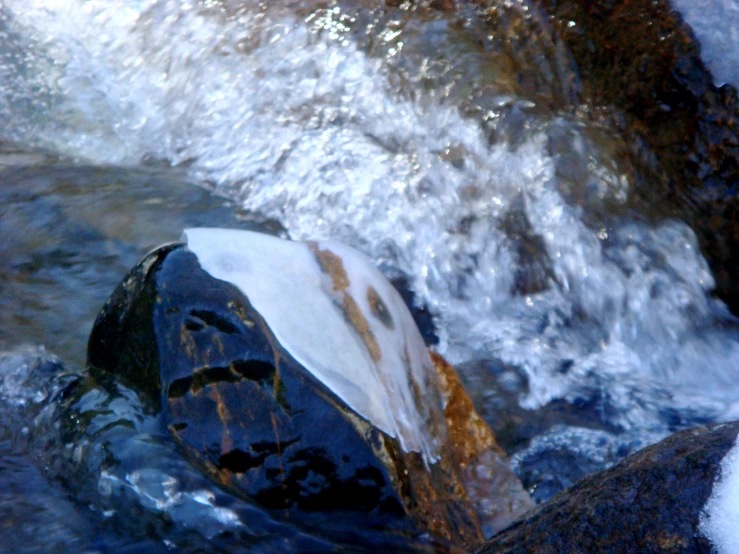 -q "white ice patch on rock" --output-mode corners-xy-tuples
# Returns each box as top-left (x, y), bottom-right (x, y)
(183, 227), (442, 464)
(700, 433), (739, 553)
